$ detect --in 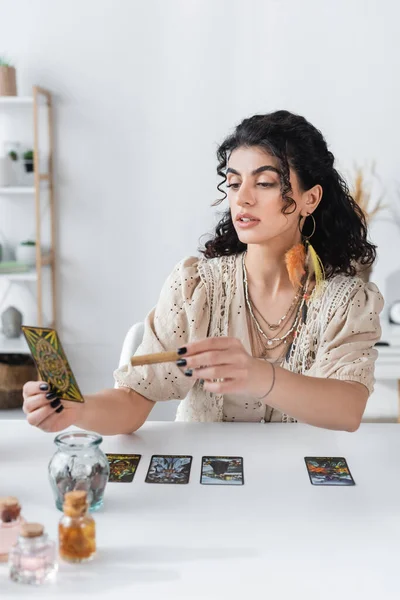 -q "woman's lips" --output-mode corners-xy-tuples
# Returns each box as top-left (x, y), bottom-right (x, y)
(236, 216), (260, 229)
